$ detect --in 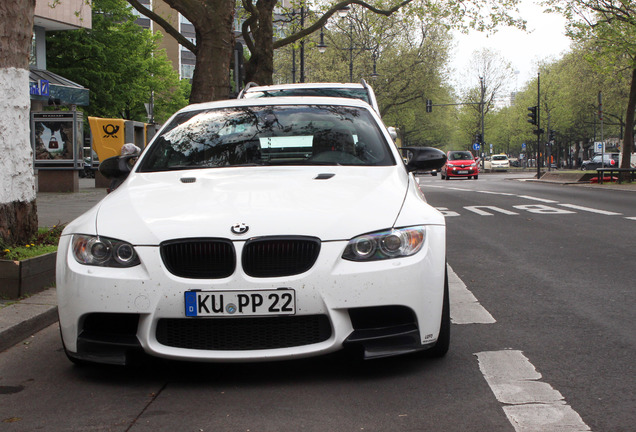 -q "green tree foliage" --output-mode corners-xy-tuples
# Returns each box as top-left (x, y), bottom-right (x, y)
(273, 7), (456, 148)
(453, 49), (516, 152)
(545, 0), (636, 168)
(128, 0), (525, 102)
(46, 0), (188, 123)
